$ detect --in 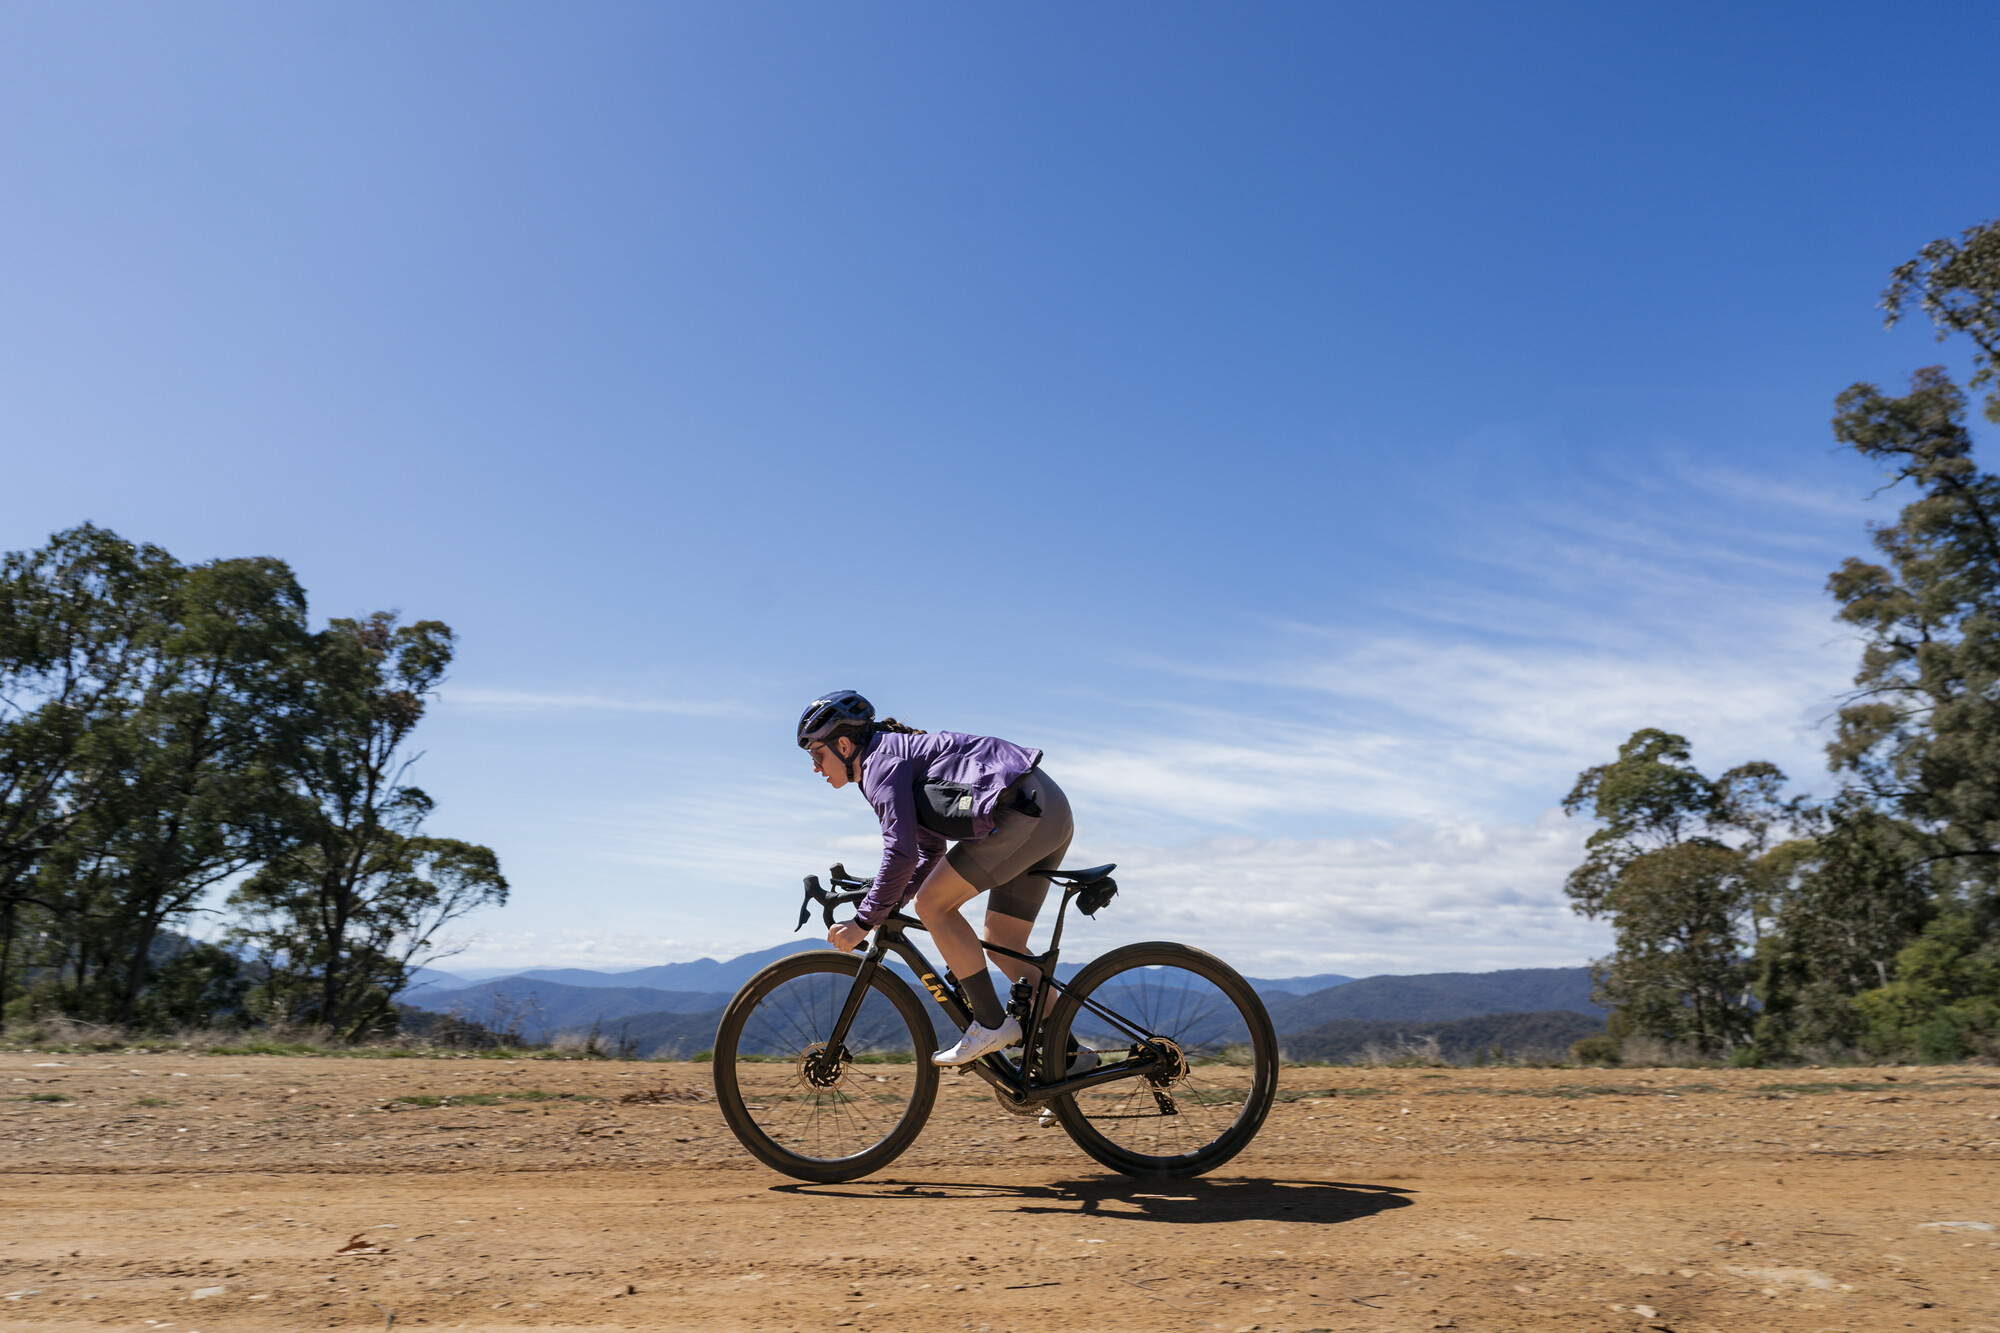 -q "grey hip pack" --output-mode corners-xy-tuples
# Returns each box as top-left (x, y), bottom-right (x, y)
(913, 771), (1043, 840)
